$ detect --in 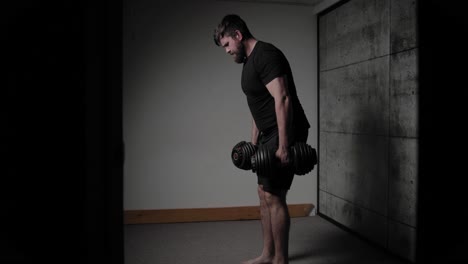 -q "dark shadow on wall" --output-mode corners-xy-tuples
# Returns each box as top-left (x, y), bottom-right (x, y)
(417, 0), (468, 263)
(4, 1), (123, 264)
